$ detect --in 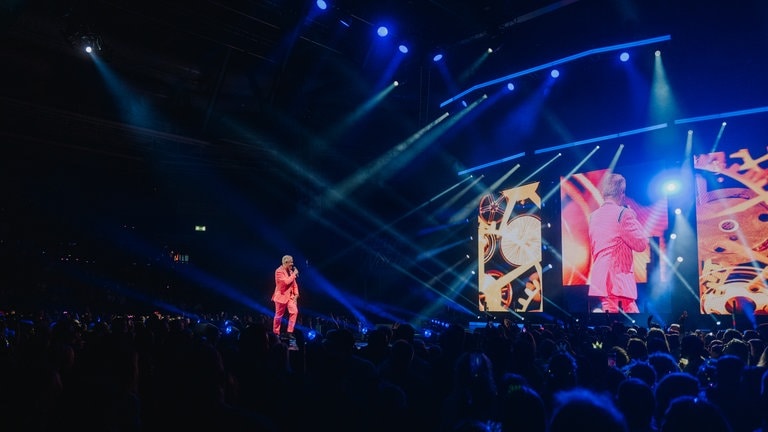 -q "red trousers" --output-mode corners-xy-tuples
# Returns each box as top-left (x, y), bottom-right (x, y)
(273, 299), (298, 334)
